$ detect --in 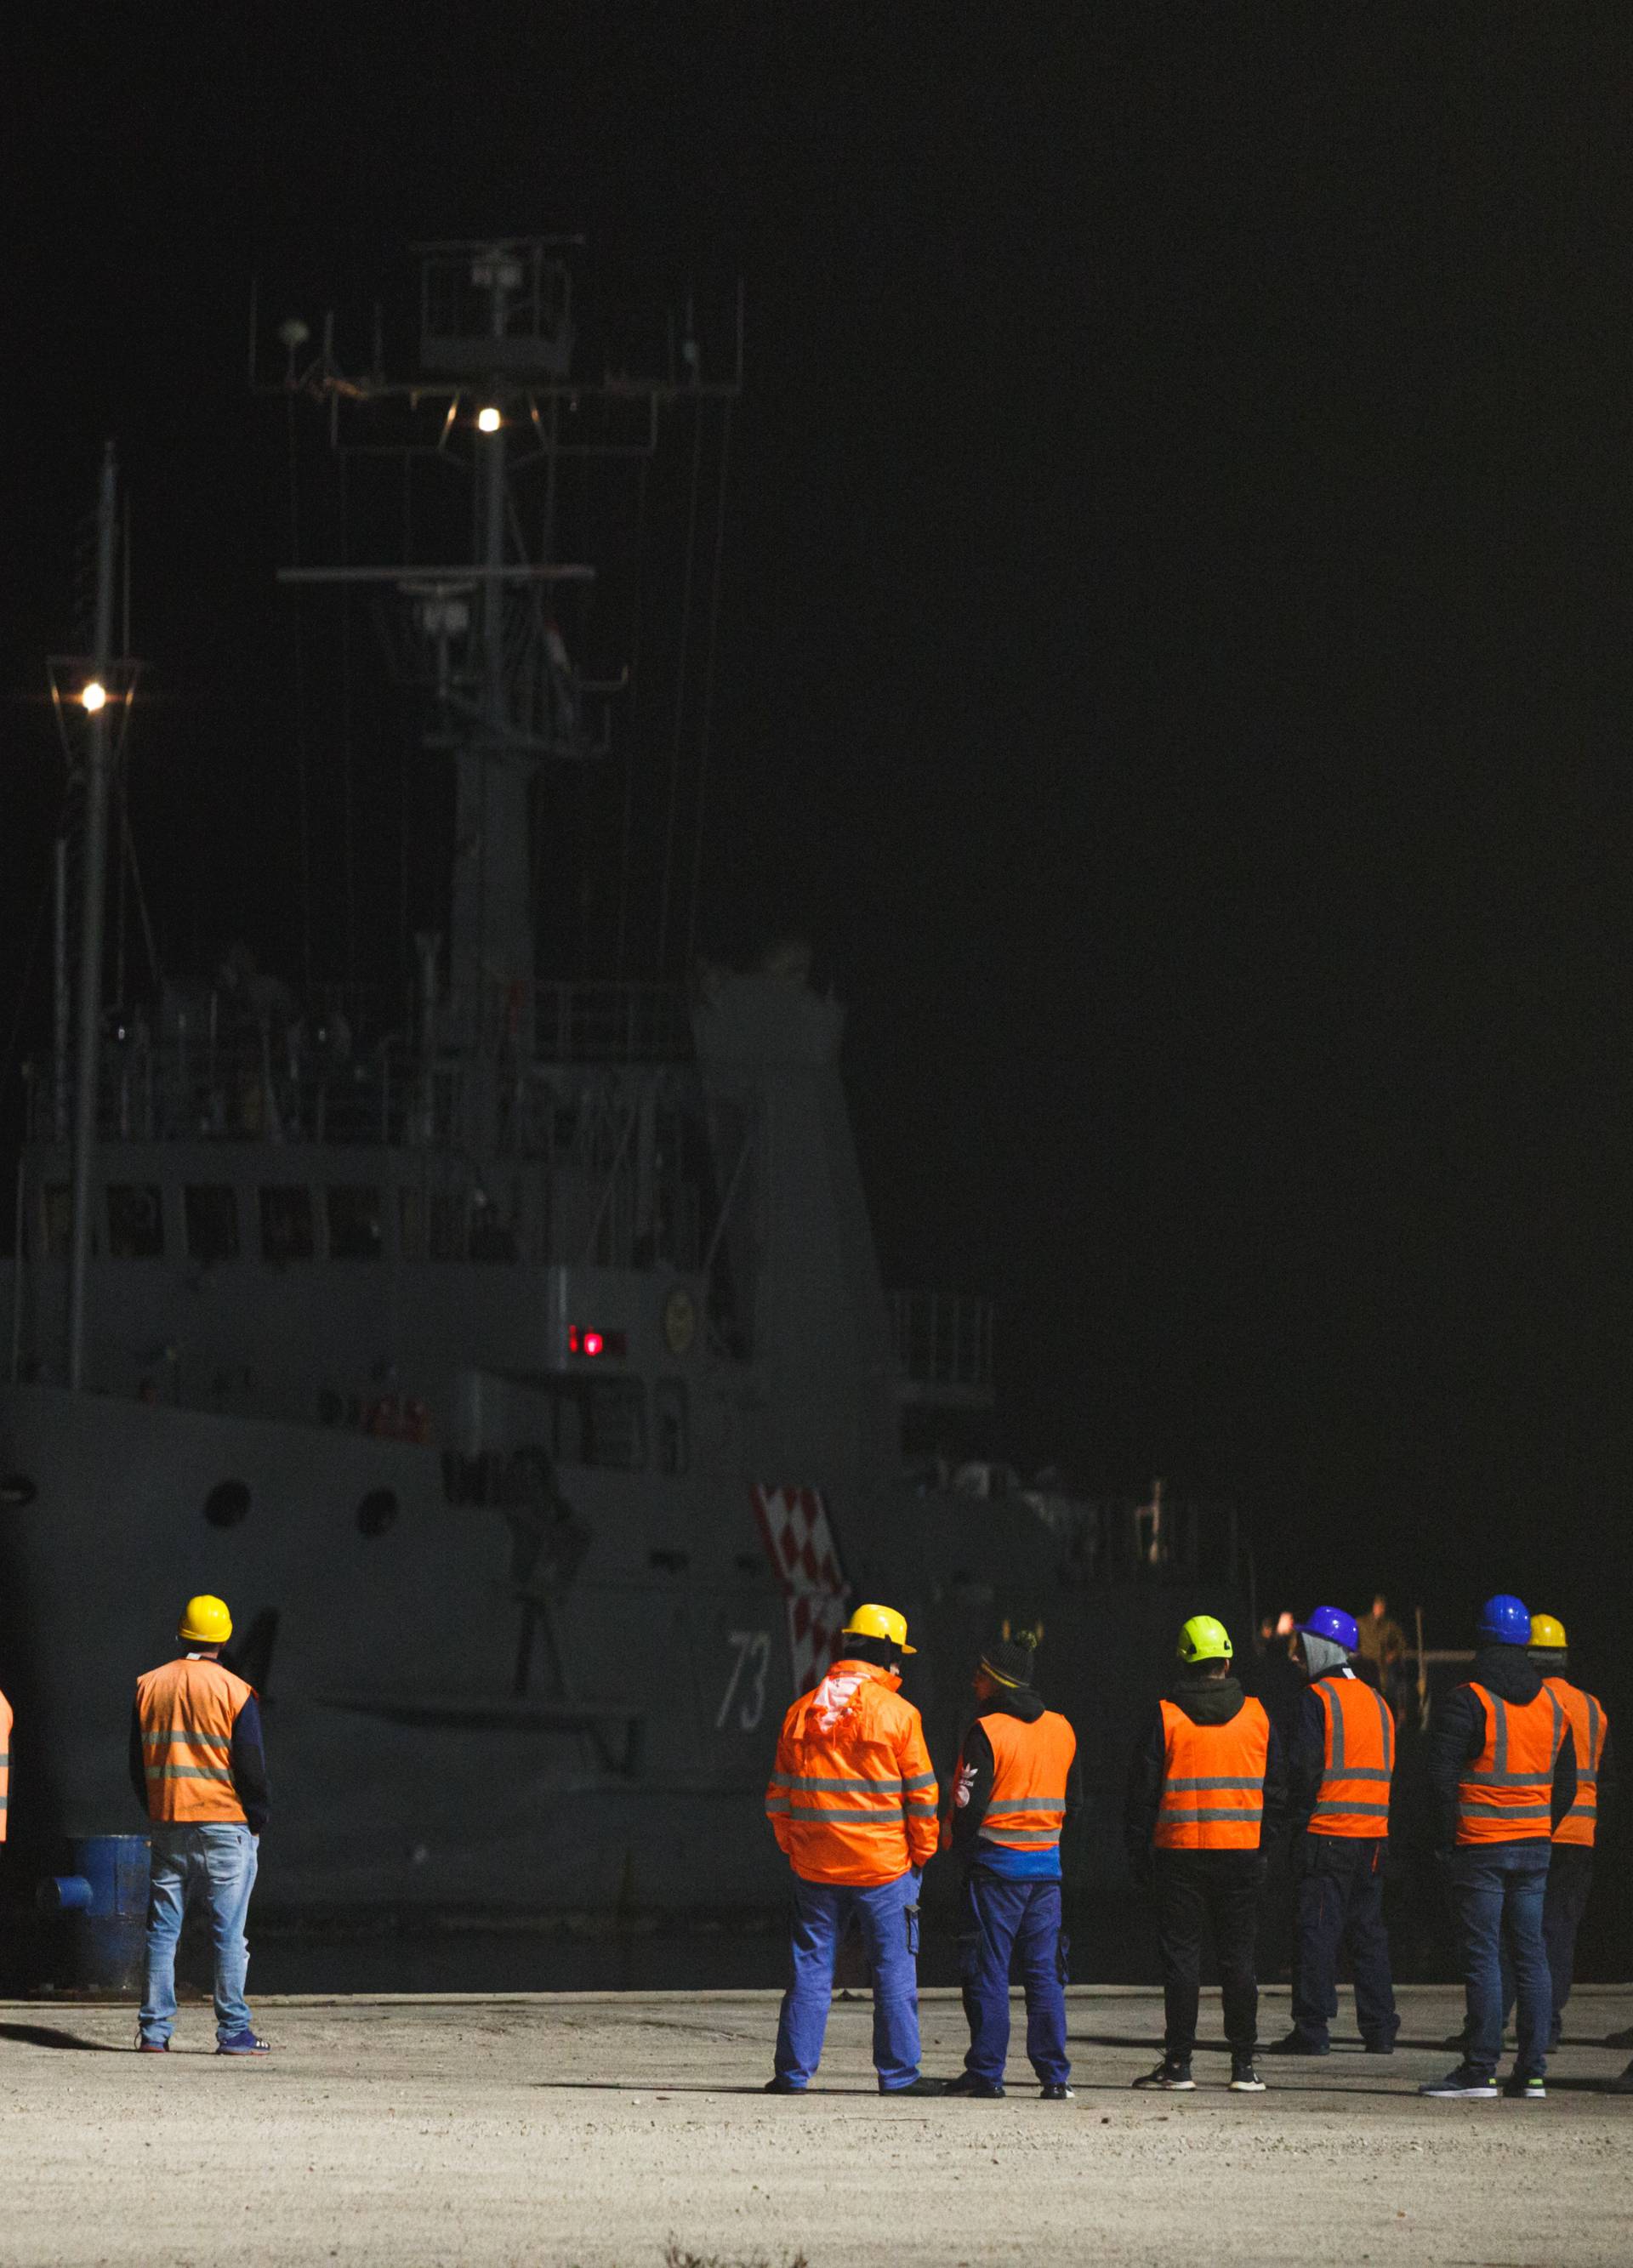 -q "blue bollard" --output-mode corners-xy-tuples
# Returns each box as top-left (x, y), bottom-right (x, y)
(37, 1834), (151, 1994)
